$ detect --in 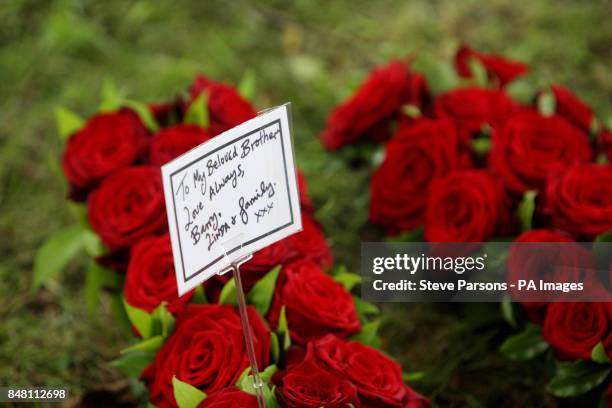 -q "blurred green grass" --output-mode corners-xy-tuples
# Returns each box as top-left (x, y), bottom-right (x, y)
(1, 0), (611, 406)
